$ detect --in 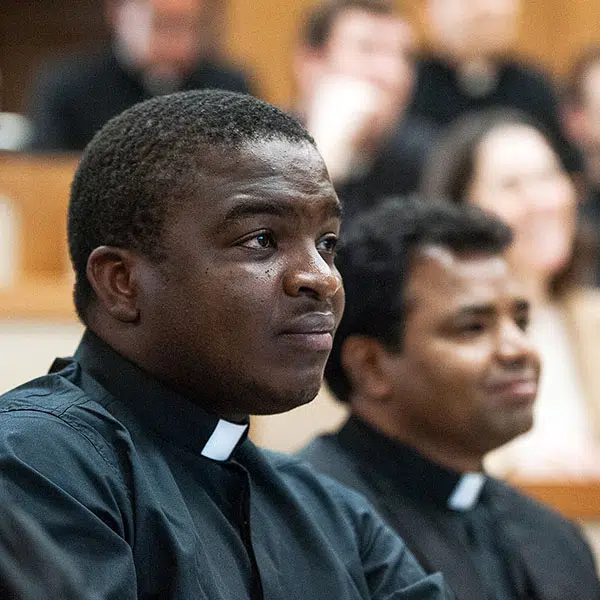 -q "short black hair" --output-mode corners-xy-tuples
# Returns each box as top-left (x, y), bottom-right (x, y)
(302, 0), (396, 49)
(68, 89), (315, 322)
(325, 195), (512, 403)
